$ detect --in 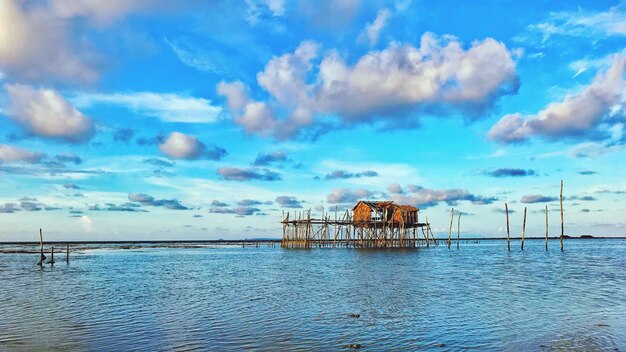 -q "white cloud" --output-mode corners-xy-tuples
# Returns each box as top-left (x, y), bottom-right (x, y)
(159, 132), (226, 160)
(72, 91), (222, 123)
(489, 55), (625, 143)
(219, 33), (519, 139)
(48, 0), (150, 24)
(517, 3), (626, 44)
(0, 0), (98, 83)
(569, 49), (626, 78)
(245, 0), (286, 23)
(361, 8), (391, 46)
(0, 144), (45, 163)
(3, 84), (95, 142)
